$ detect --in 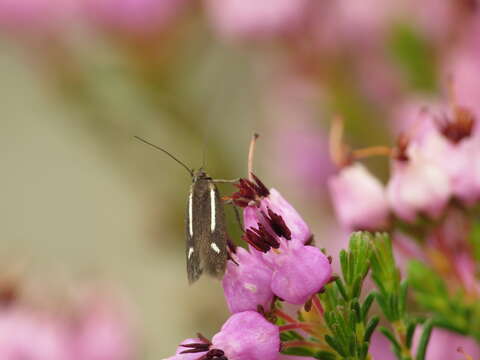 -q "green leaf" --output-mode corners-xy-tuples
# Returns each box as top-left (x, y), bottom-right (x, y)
(406, 322), (417, 349)
(361, 292), (376, 320)
(282, 347), (315, 357)
(364, 316), (380, 343)
(415, 320), (434, 360)
(314, 350), (337, 360)
(380, 327), (402, 354)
